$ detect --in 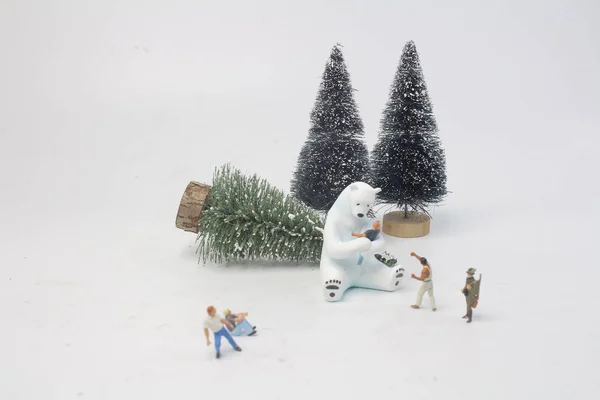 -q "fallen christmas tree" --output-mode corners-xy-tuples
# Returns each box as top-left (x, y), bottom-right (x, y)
(176, 164), (325, 264)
